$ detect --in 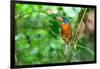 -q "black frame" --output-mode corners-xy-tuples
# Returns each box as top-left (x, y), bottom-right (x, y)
(10, 1), (97, 68)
